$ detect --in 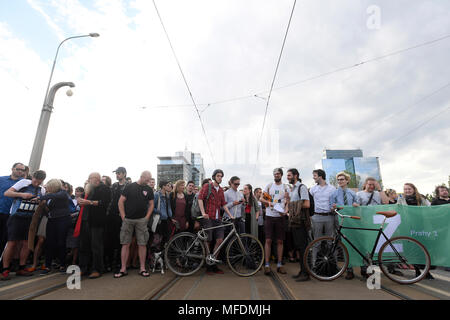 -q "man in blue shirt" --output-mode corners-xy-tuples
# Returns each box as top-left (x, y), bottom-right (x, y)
(329, 171), (359, 280)
(0, 163), (26, 257)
